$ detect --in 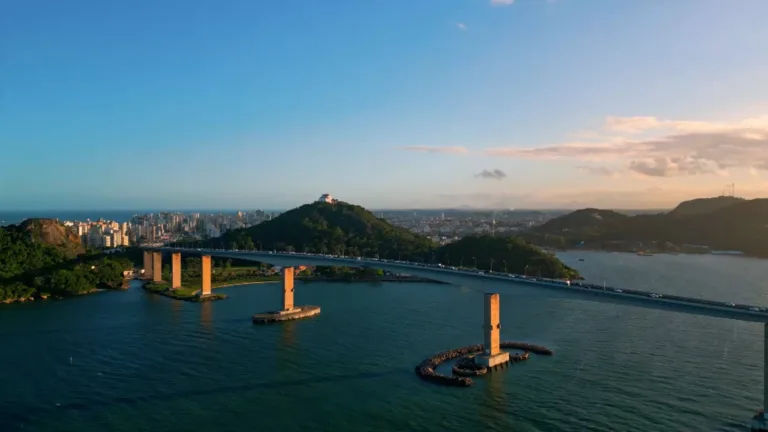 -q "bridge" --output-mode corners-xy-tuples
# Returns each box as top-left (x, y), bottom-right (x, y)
(140, 246), (768, 429)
